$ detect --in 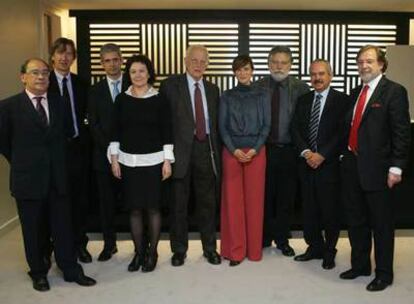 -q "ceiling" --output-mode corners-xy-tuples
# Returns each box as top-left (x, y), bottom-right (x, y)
(47, 0), (414, 12)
